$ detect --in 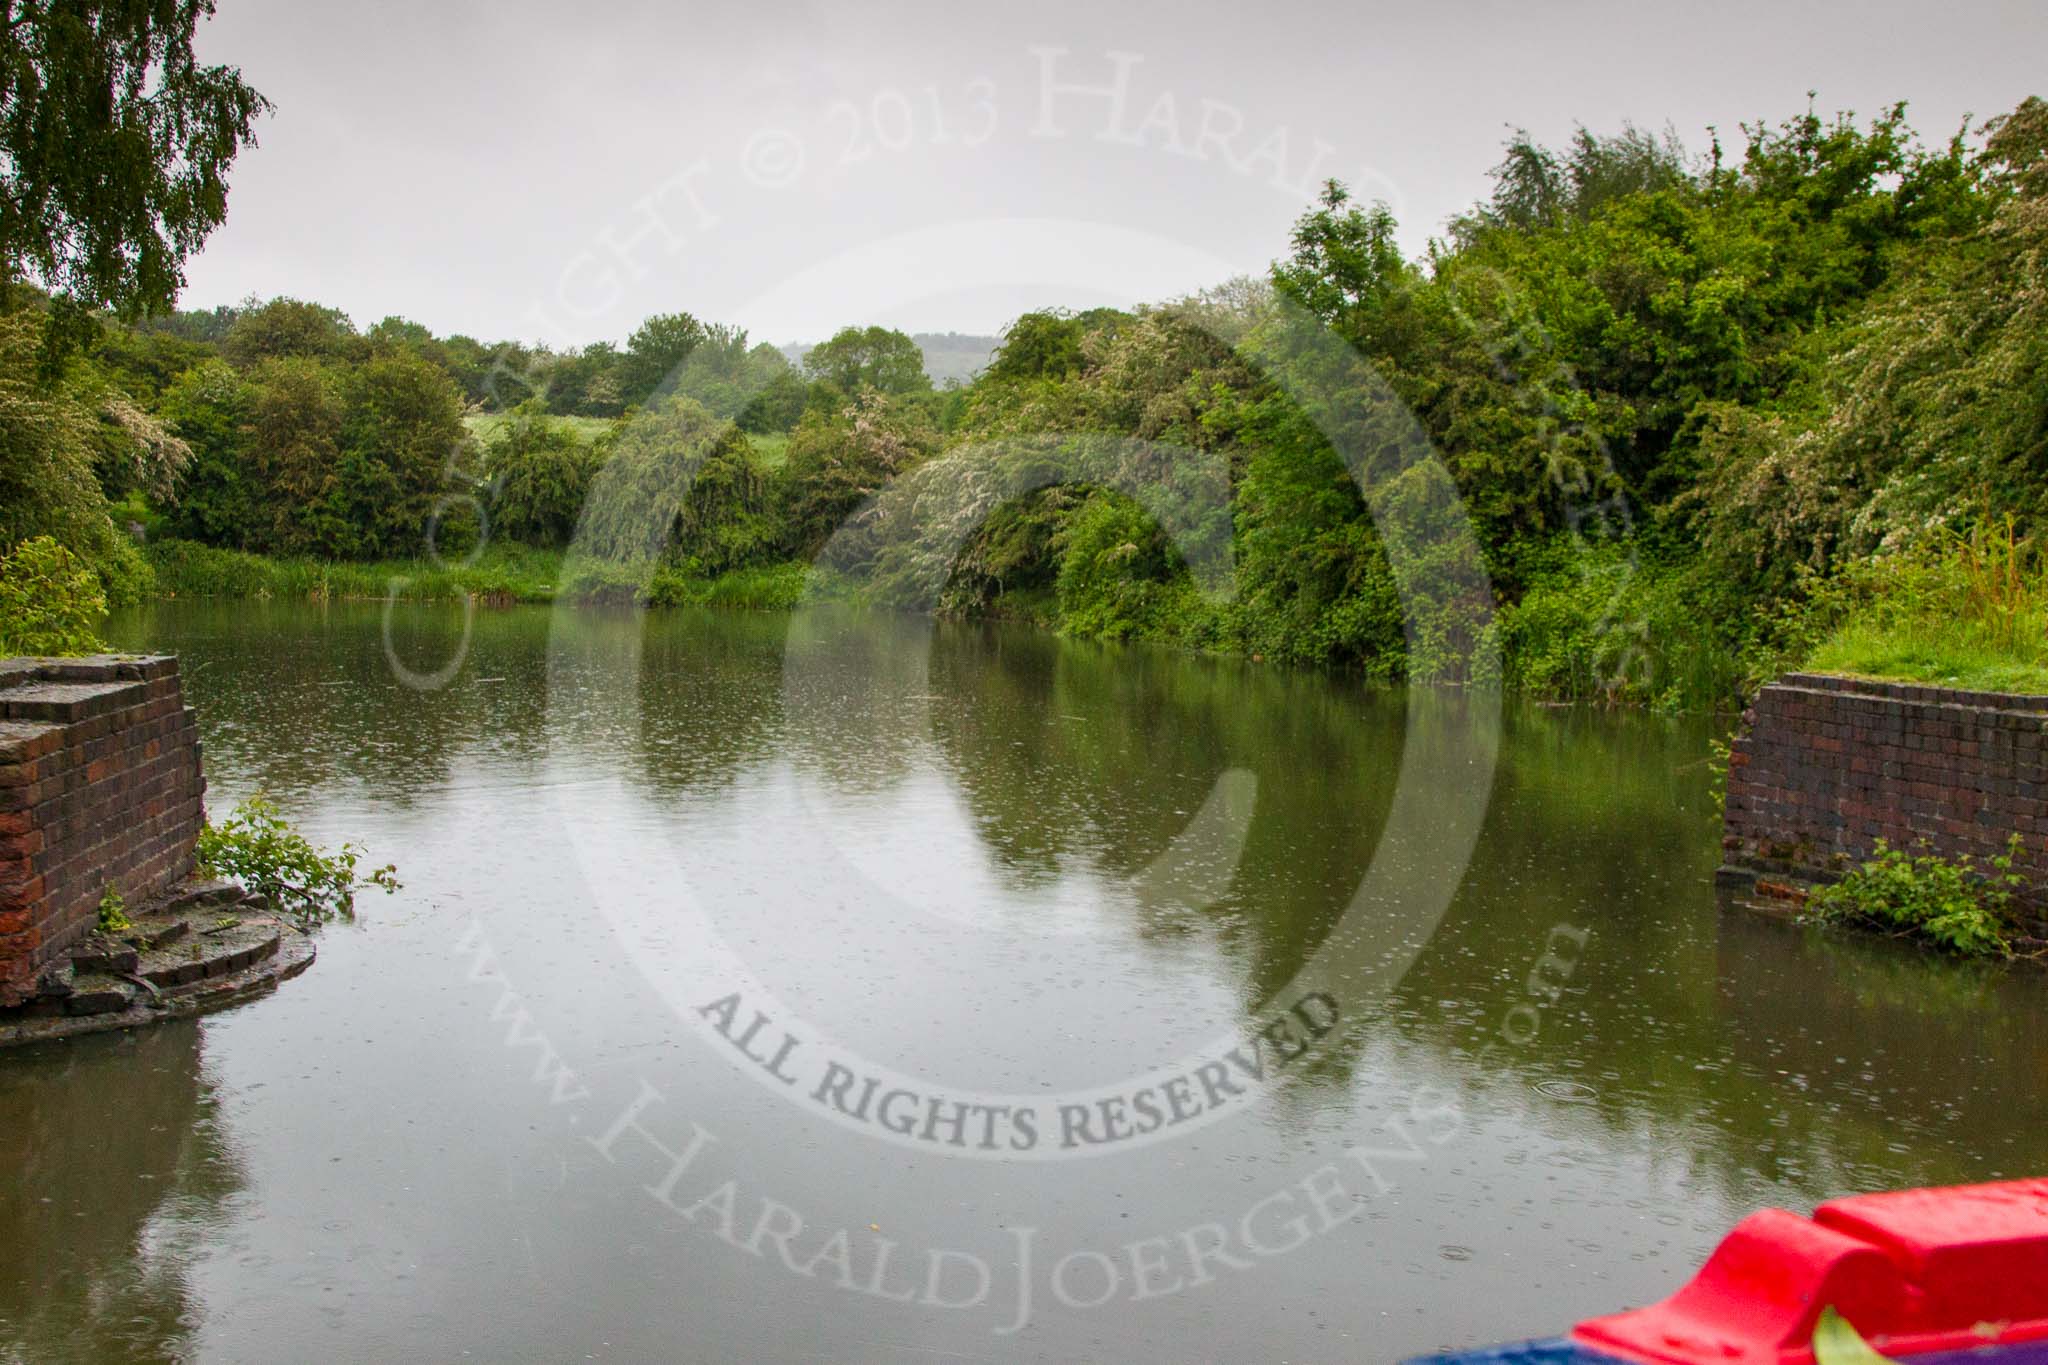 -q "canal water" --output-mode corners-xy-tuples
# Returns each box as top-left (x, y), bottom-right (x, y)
(5, 599), (2044, 1362)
